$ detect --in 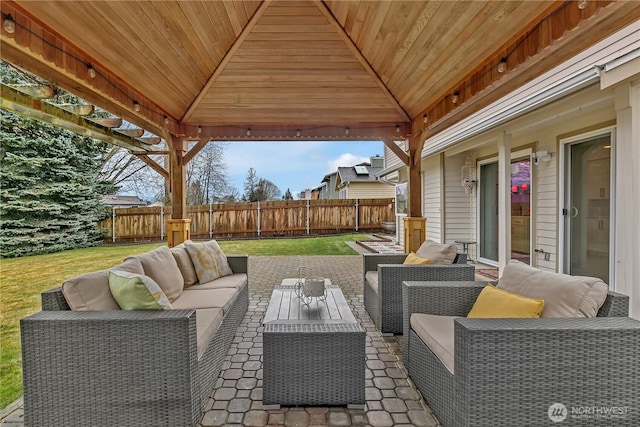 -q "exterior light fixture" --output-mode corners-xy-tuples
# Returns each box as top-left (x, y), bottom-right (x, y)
(423, 113), (428, 123)
(345, 127), (349, 135)
(578, 0), (587, 10)
(163, 115), (169, 125)
(498, 58), (507, 73)
(296, 129), (301, 137)
(197, 125), (202, 134)
(396, 125), (400, 133)
(3, 14), (15, 34)
(87, 64), (96, 79)
(246, 128), (251, 136)
(133, 101), (140, 112)
(452, 91), (459, 104)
